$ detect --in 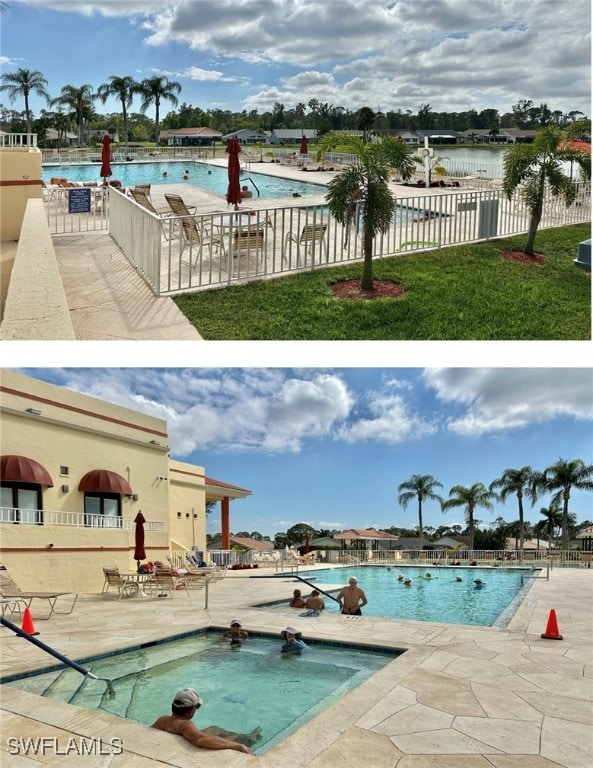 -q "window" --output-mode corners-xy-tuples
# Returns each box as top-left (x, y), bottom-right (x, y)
(0, 483), (43, 524)
(84, 493), (122, 527)
(60, 466), (69, 476)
